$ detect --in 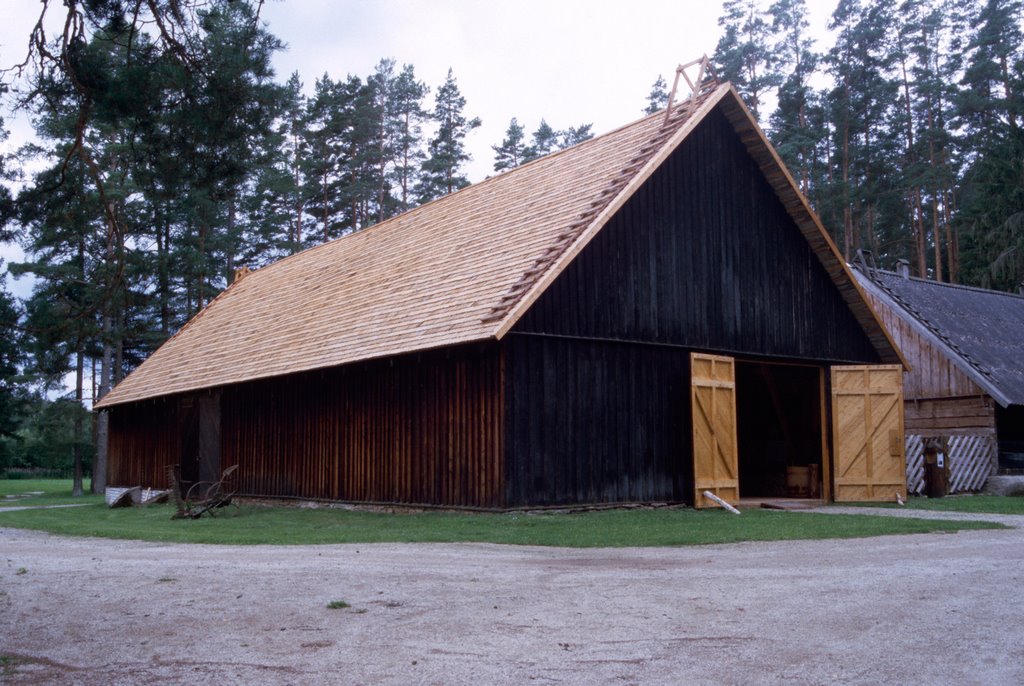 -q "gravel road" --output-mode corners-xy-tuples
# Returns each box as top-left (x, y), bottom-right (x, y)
(2, 511), (1023, 685)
